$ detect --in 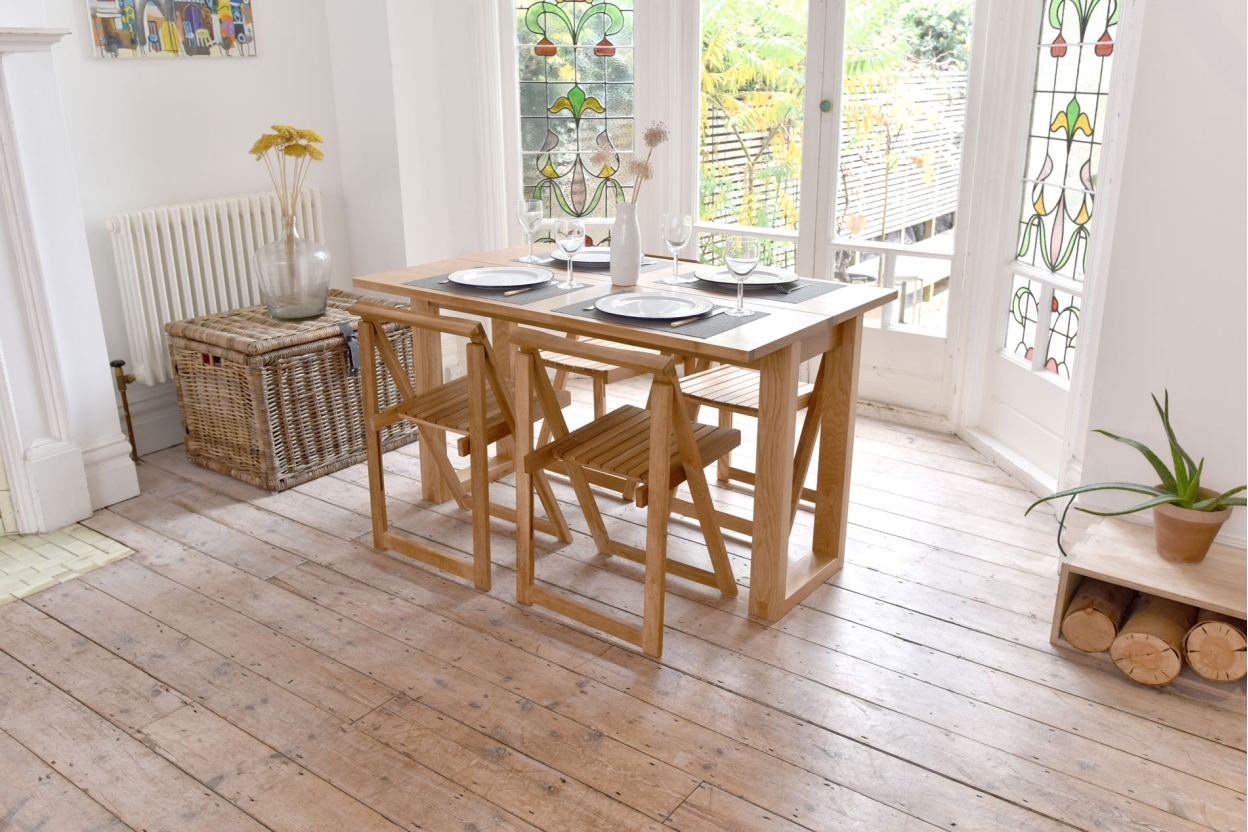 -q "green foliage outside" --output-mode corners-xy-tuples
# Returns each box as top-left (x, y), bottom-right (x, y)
(699, 0), (974, 260)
